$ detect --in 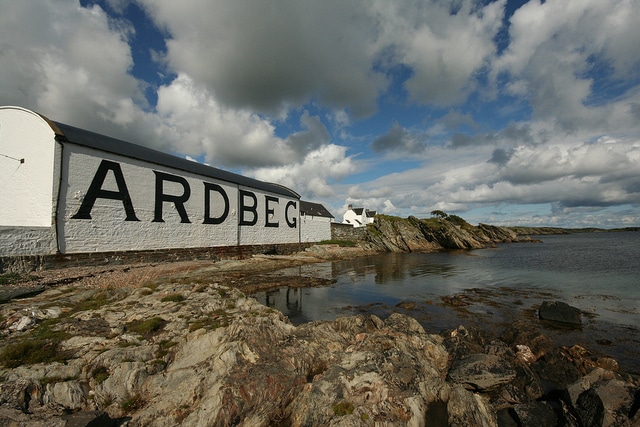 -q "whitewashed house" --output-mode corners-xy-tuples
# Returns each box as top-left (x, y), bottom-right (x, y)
(342, 204), (376, 227)
(299, 201), (334, 242)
